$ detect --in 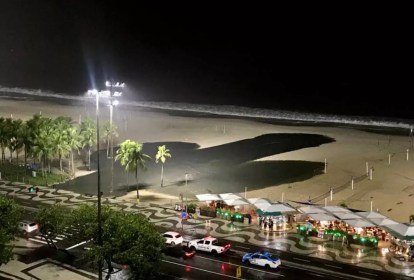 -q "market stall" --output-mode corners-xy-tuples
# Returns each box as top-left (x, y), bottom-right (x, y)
(256, 203), (296, 232)
(384, 224), (414, 256)
(298, 213), (337, 238)
(343, 219), (379, 247)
